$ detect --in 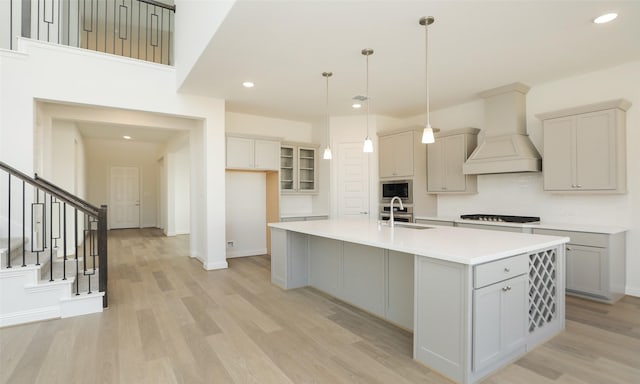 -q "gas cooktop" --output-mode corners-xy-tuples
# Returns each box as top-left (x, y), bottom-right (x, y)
(460, 214), (540, 223)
